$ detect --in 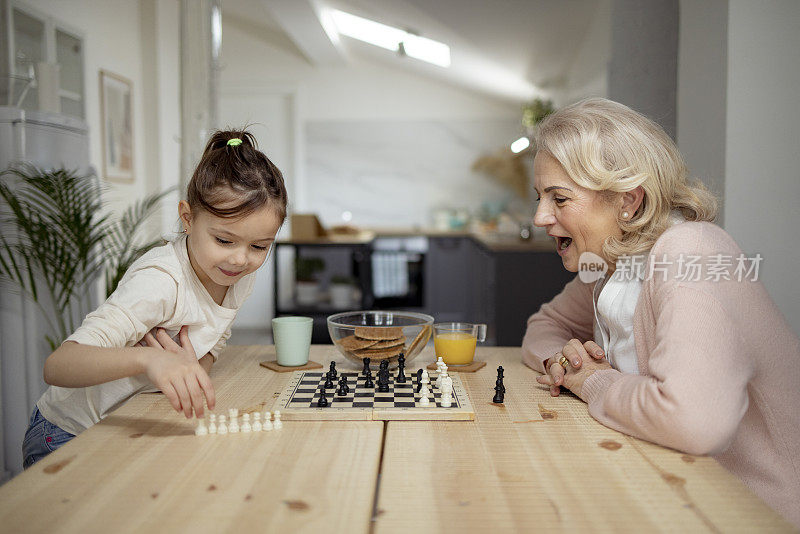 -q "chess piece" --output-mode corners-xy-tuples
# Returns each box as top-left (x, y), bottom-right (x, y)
(441, 374), (453, 396)
(228, 411), (239, 433)
(264, 412), (274, 430)
(416, 369), (423, 392)
(195, 418), (208, 436)
(217, 415), (228, 434)
(362, 357), (371, 377)
(495, 365), (506, 400)
(318, 387), (329, 407)
(329, 361), (338, 380)
(324, 372), (335, 389)
(208, 414), (217, 434)
(364, 371), (374, 389)
(377, 363), (390, 392)
(241, 413), (252, 432)
(421, 369), (430, 386)
(252, 412), (263, 432)
(273, 411), (283, 429)
(440, 377), (453, 408)
(493, 380), (505, 404)
(395, 354), (407, 383)
(419, 383), (430, 406)
(336, 376), (348, 396)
